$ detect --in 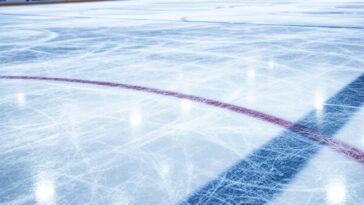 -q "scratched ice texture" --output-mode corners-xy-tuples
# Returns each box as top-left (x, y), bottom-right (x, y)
(0, 0), (364, 204)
